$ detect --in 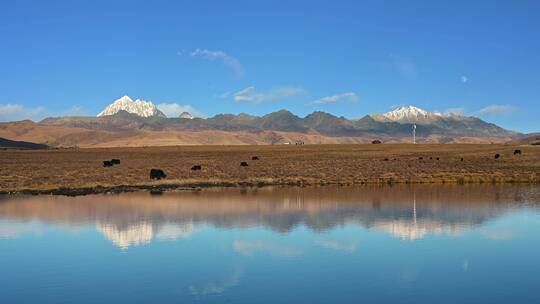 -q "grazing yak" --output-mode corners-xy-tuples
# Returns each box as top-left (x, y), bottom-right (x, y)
(150, 169), (167, 180)
(103, 159), (120, 167)
(240, 161), (249, 167)
(514, 149), (522, 155)
(251, 156), (259, 160)
(191, 165), (202, 171)
(494, 154), (500, 159)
